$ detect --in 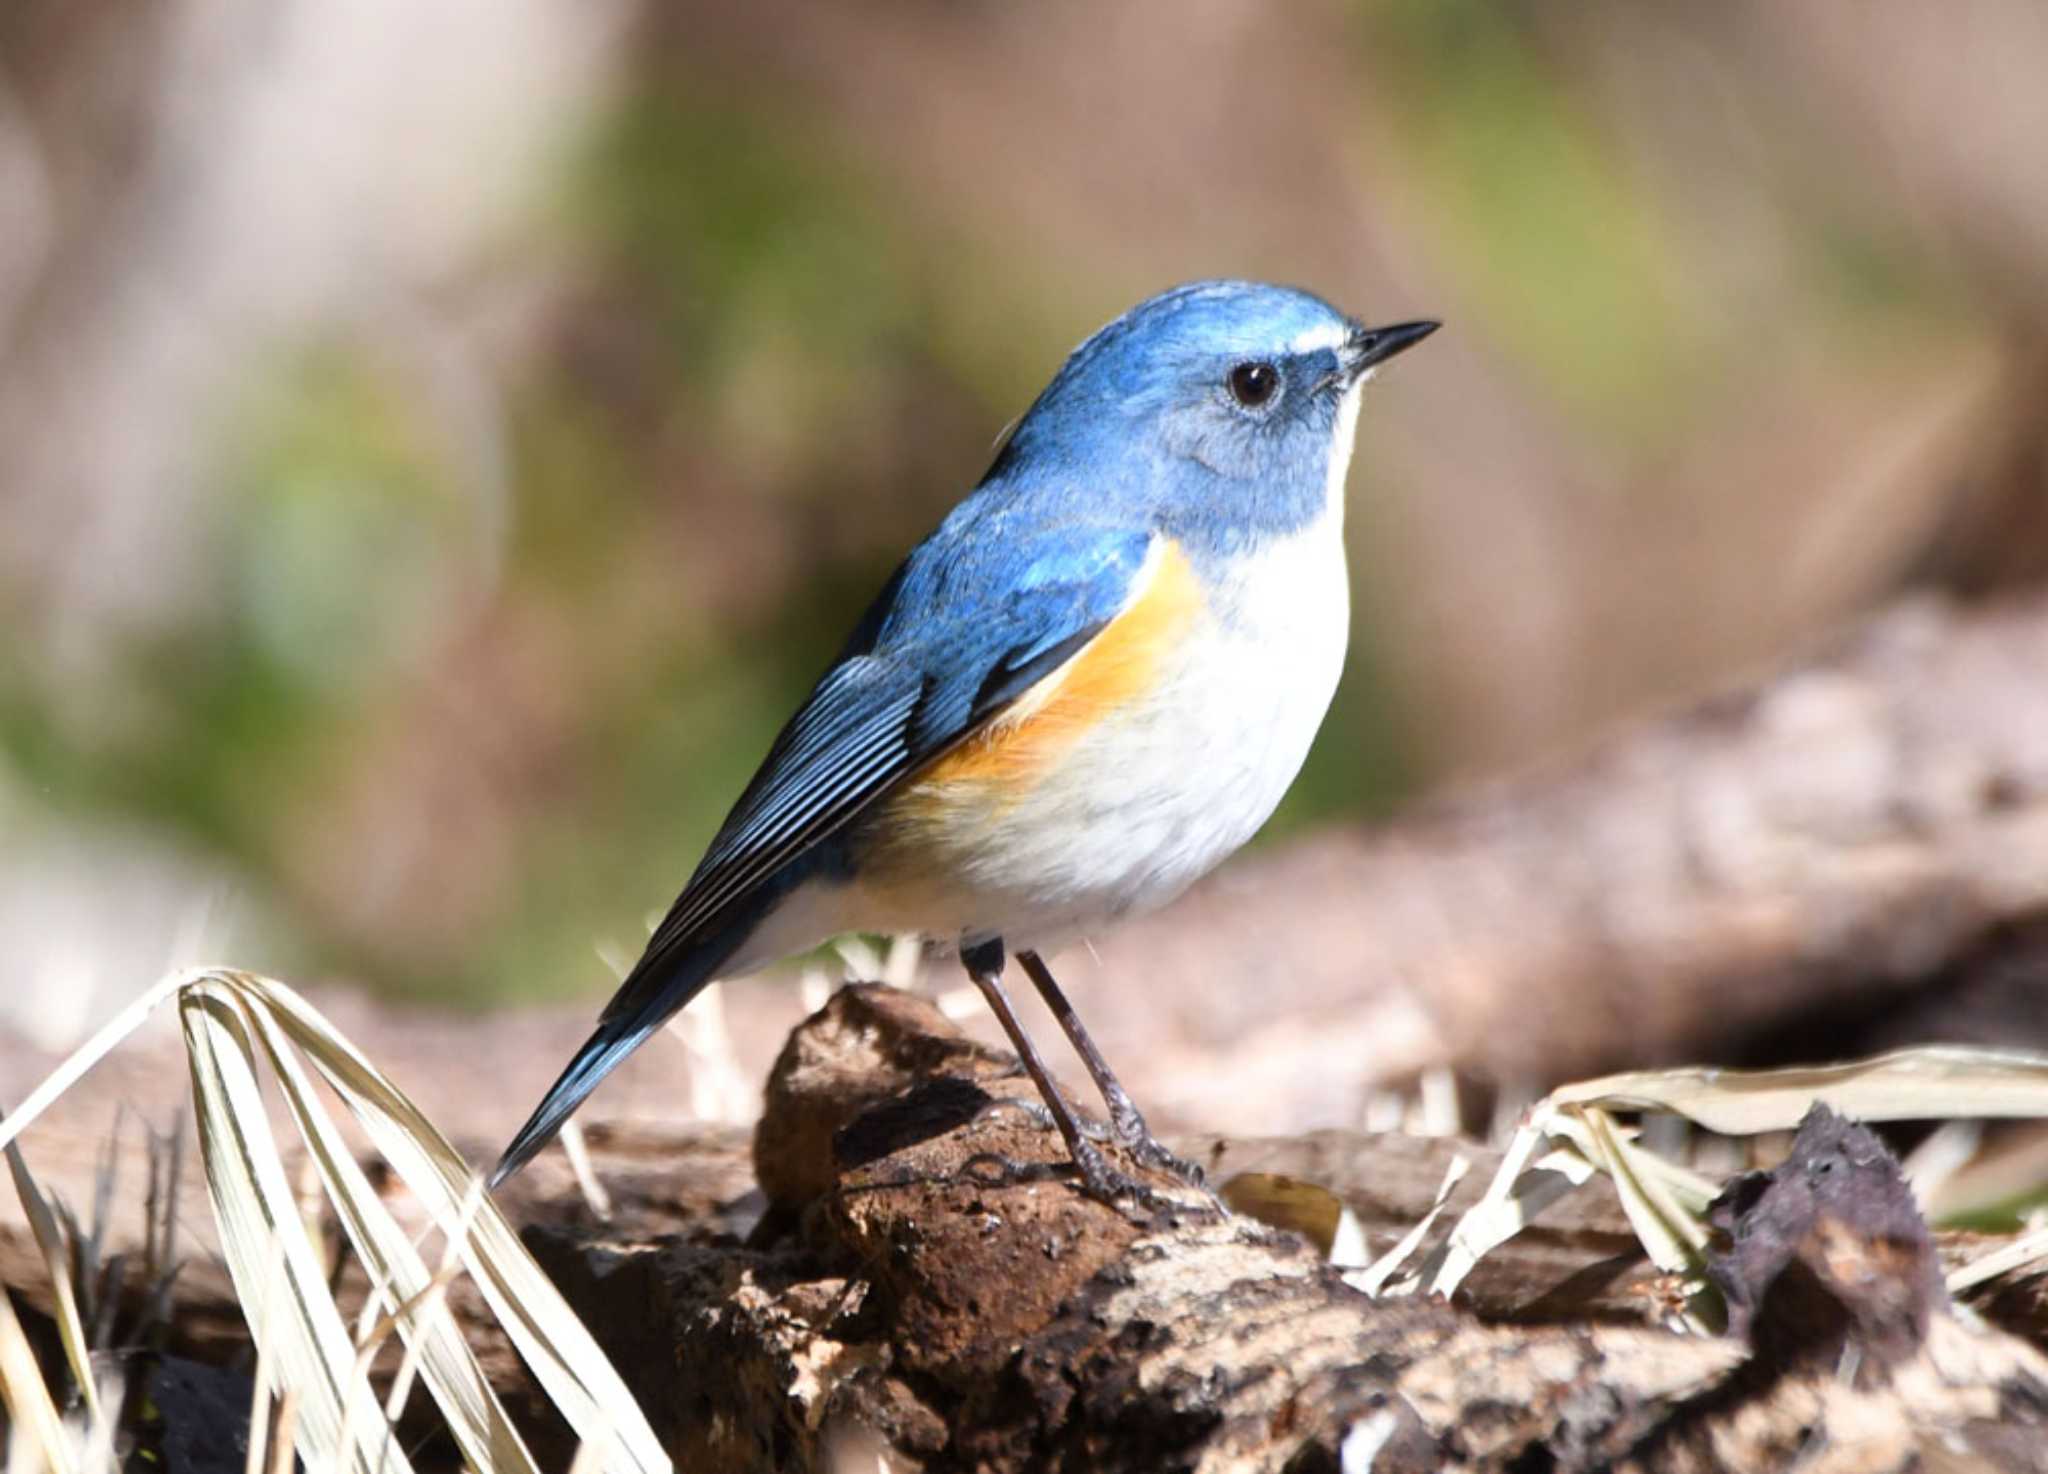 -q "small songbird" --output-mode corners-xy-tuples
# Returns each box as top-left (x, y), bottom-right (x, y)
(494, 281), (1436, 1200)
